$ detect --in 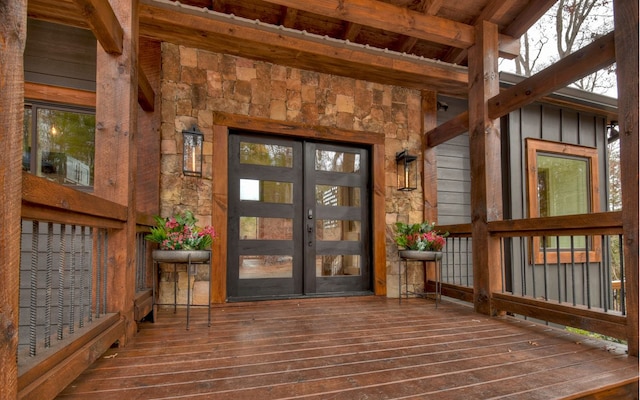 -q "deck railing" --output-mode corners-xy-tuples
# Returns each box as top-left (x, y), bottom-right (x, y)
(18, 173), (128, 397)
(437, 211), (627, 341)
(19, 222), (110, 360)
(502, 234), (625, 315)
(136, 231), (152, 293)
